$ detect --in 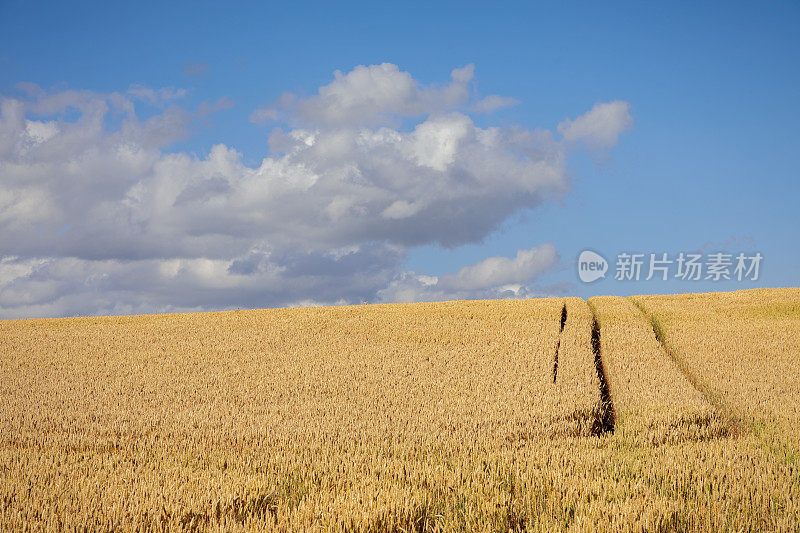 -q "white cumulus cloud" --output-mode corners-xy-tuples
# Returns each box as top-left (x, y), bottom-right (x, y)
(557, 100), (633, 149)
(471, 94), (519, 113)
(0, 66), (632, 318)
(437, 244), (558, 291)
(253, 63), (475, 127)
(377, 244), (560, 303)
